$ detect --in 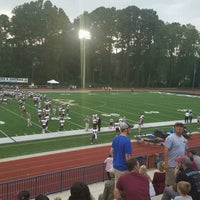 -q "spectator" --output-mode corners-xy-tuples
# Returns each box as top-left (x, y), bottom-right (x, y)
(163, 122), (188, 186)
(161, 155), (200, 200)
(35, 194), (49, 200)
(152, 161), (166, 195)
(139, 165), (156, 197)
(68, 182), (94, 200)
(15, 190), (30, 200)
(110, 121), (133, 183)
(114, 158), (150, 200)
(155, 153), (162, 165)
(98, 172), (115, 200)
(169, 126), (175, 134)
(104, 154), (113, 180)
(139, 165), (151, 180)
(174, 181), (192, 200)
(188, 150), (200, 170)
